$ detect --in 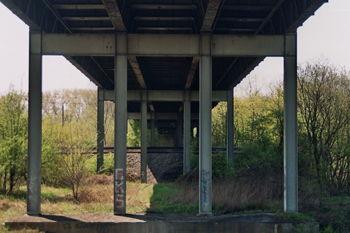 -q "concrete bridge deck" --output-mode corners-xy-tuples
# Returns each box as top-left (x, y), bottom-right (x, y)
(5, 213), (319, 233)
